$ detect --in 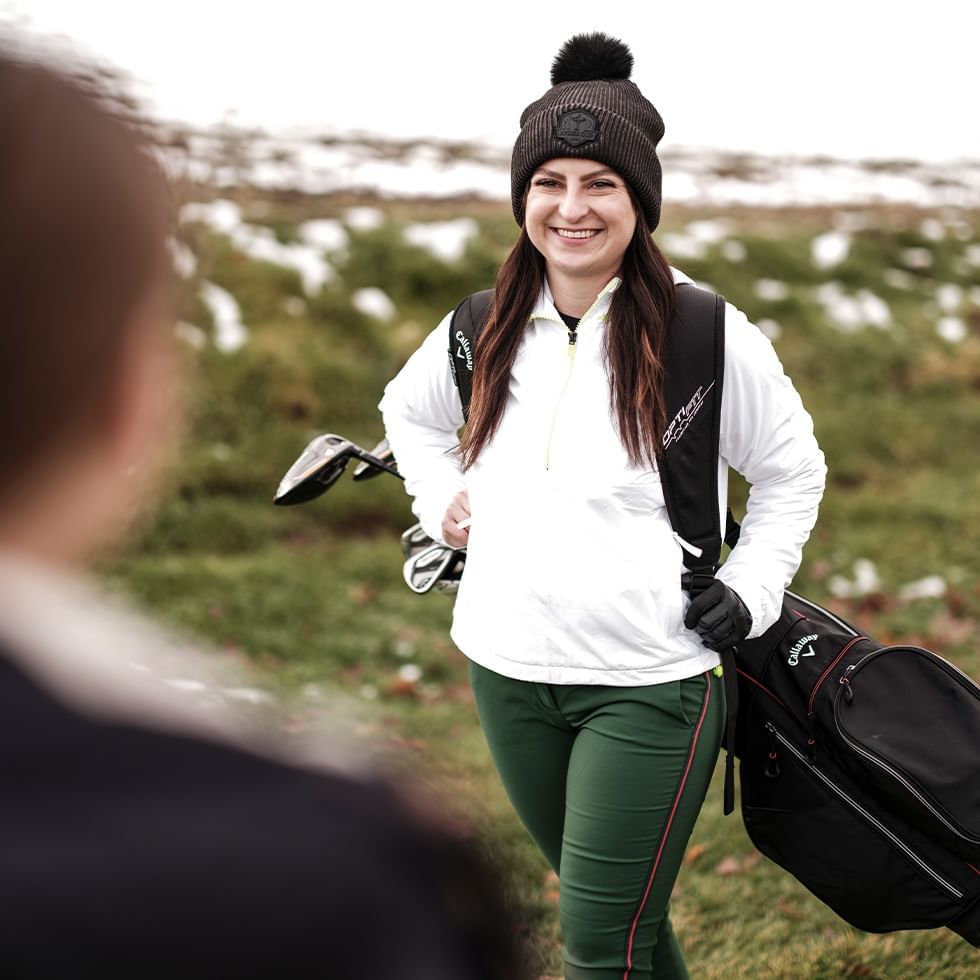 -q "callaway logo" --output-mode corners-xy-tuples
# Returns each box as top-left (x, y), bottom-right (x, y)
(787, 634), (819, 667)
(661, 382), (715, 450)
(455, 329), (473, 371)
